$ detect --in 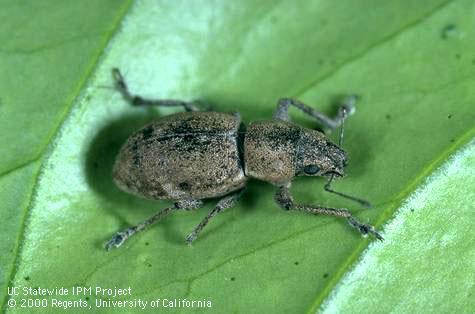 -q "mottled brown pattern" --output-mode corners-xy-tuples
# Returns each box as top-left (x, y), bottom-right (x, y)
(244, 120), (299, 185)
